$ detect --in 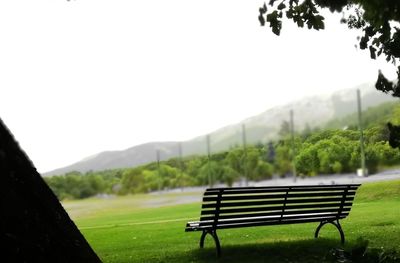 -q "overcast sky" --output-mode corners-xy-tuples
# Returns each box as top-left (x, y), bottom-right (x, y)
(0, 0), (397, 173)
